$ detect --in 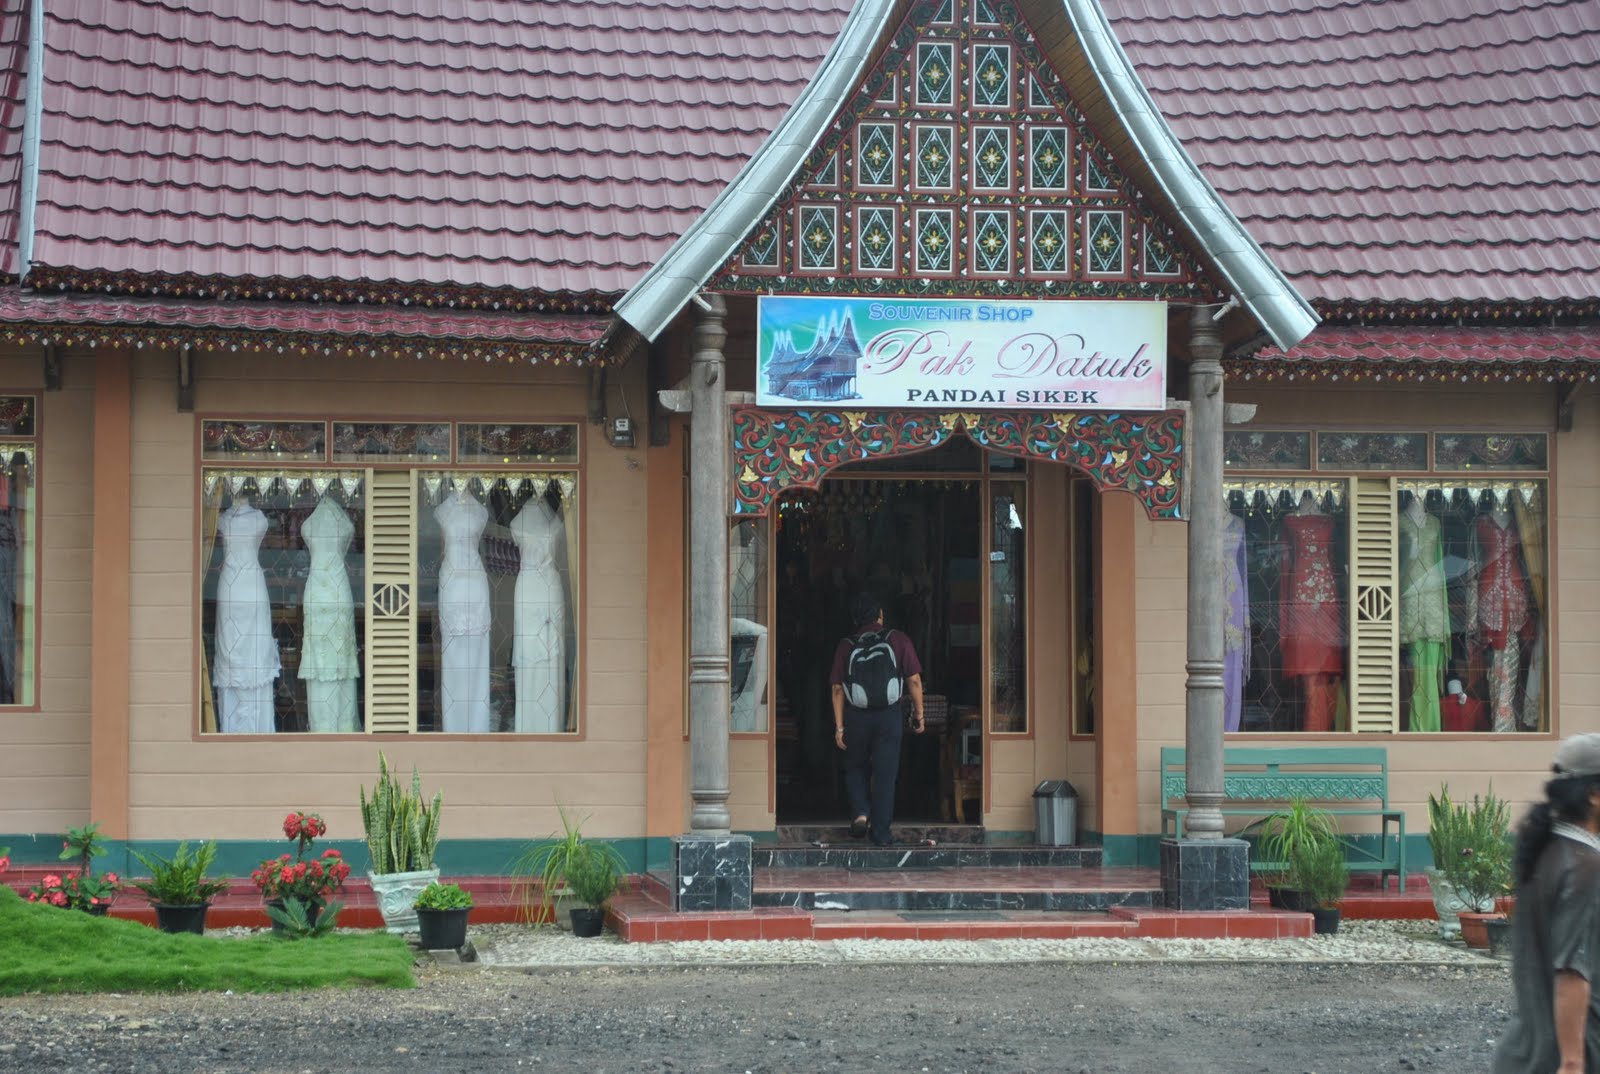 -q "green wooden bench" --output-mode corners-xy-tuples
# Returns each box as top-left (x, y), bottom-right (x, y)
(1160, 746), (1407, 892)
